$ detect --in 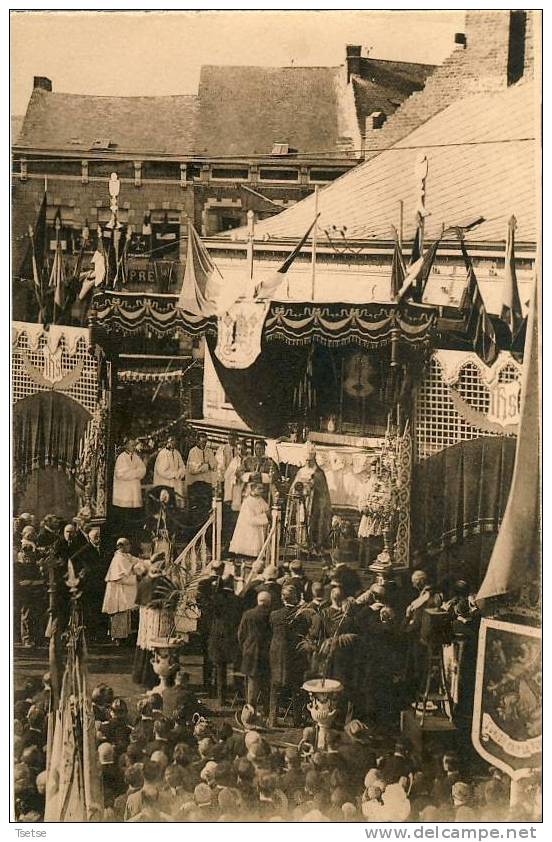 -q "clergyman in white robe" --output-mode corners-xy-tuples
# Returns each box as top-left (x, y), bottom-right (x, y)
(112, 442), (146, 509)
(102, 540), (139, 640)
(153, 440), (186, 501)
